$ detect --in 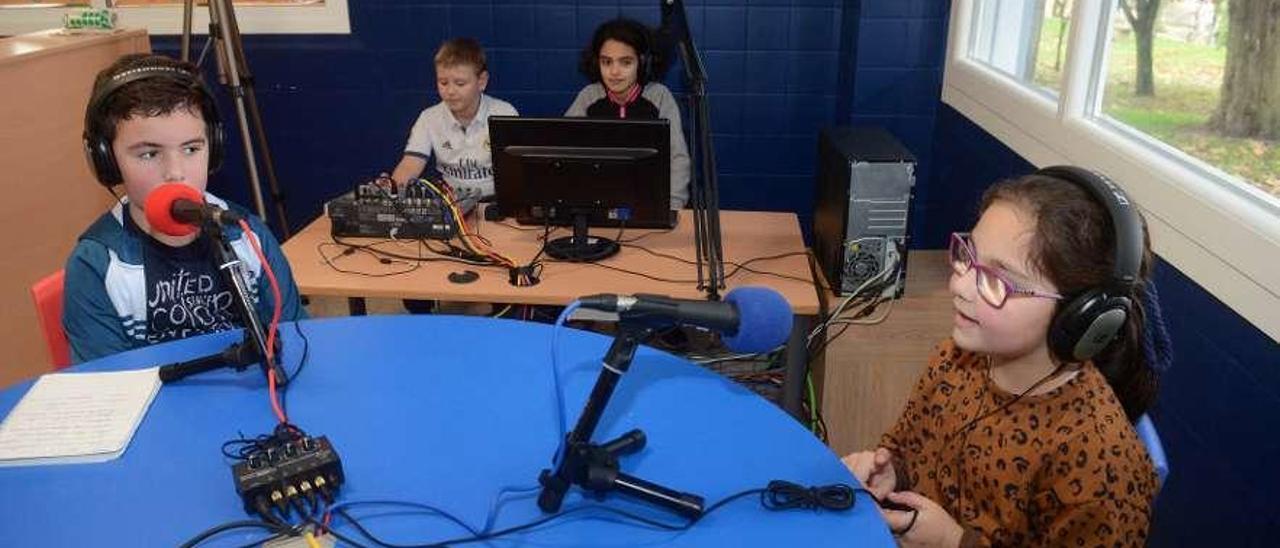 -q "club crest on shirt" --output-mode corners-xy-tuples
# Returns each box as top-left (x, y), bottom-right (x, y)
(441, 140), (453, 151)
